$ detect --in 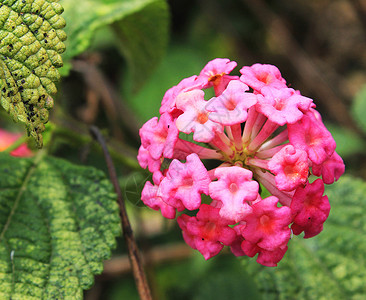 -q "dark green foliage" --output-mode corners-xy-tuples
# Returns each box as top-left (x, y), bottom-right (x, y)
(0, 152), (121, 299)
(0, 0), (66, 147)
(60, 0), (169, 92)
(242, 176), (366, 300)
